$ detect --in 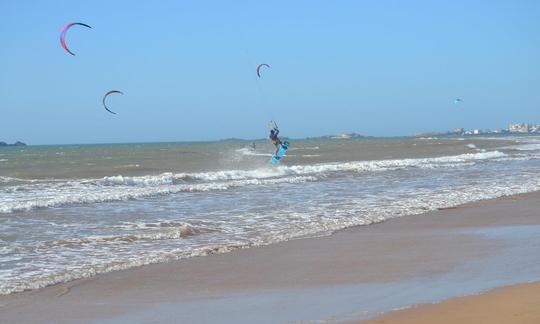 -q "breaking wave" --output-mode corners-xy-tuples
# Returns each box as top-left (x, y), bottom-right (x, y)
(0, 151), (513, 214)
